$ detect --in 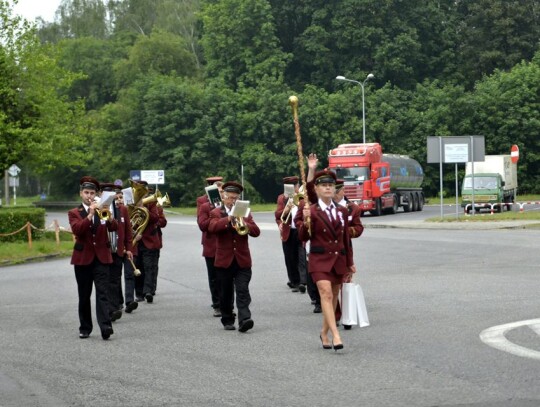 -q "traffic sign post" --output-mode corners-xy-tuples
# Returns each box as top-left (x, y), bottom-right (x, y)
(511, 145), (519, 164)
(6, 165), (21, 206)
